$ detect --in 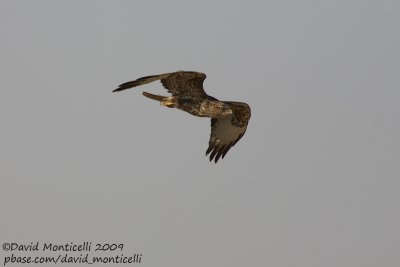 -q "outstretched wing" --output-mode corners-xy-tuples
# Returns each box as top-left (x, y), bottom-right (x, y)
(206, 102), (251, 163)
(113, 71), (208, 98)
